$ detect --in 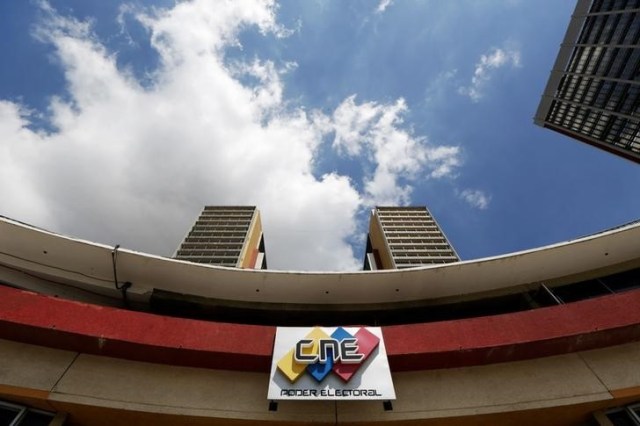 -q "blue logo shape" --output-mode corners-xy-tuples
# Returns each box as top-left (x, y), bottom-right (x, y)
(306, 327), (353, 382)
